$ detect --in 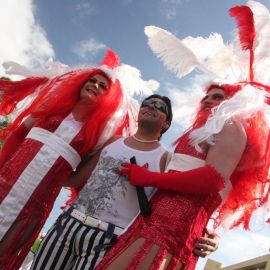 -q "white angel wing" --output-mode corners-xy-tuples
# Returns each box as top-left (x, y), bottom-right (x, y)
(181, 33), (224, 61)
(145, 25), (243, 81)
(182, 33), (242, 80)
(145, 25), (199, 78)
